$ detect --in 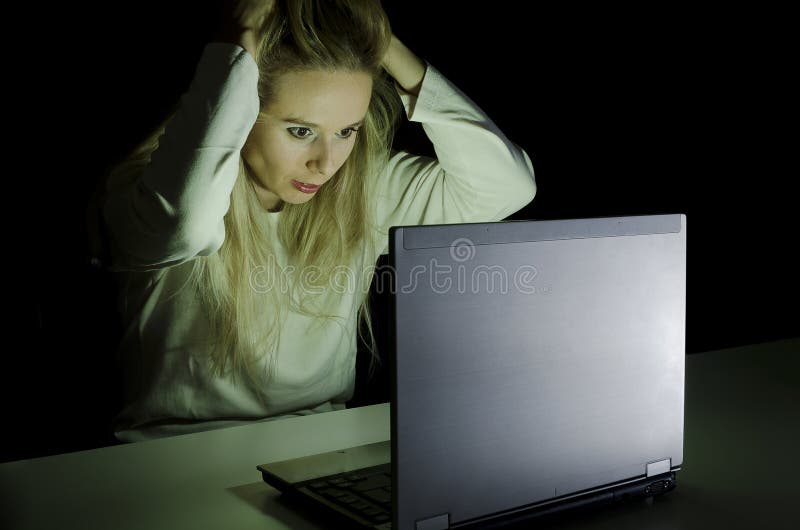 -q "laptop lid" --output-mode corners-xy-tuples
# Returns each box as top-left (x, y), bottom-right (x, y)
(388, 214), (686, 529)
